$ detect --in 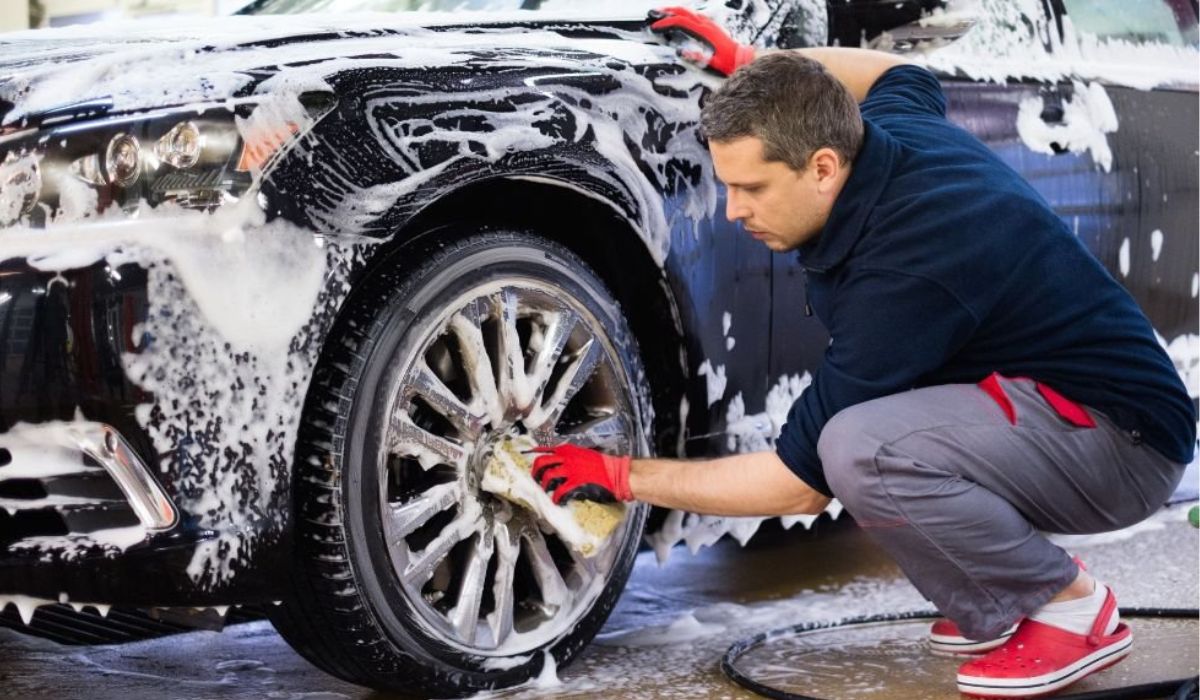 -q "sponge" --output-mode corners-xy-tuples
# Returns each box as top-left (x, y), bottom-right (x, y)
(481, 434), (626, 558)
